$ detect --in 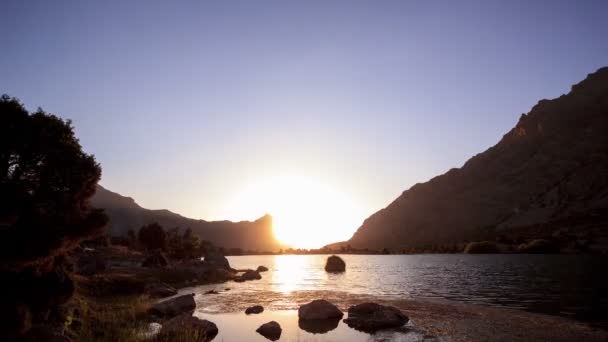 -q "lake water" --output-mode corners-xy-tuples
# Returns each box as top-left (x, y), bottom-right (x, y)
(190, 254), (608, 340)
